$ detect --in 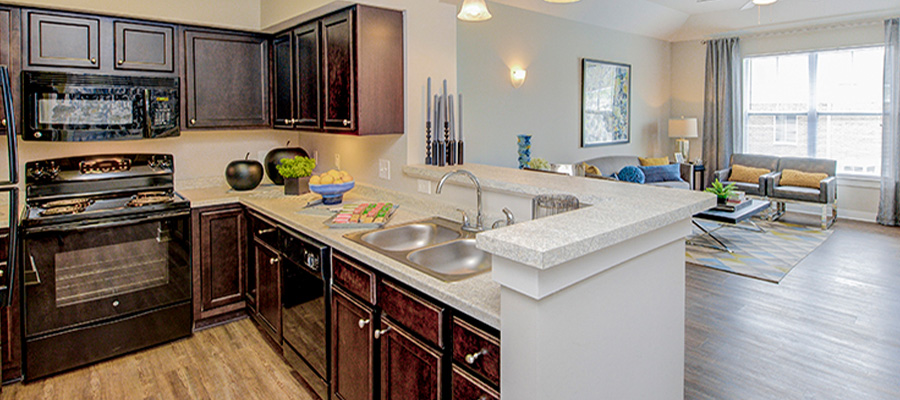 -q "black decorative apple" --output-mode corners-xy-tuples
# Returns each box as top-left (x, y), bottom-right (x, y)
(226, 153), (264, 191)
(264, 141), (309, 185)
